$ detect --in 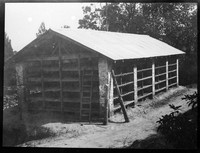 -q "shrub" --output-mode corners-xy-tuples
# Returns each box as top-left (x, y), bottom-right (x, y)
(156, 92), (197, 149)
